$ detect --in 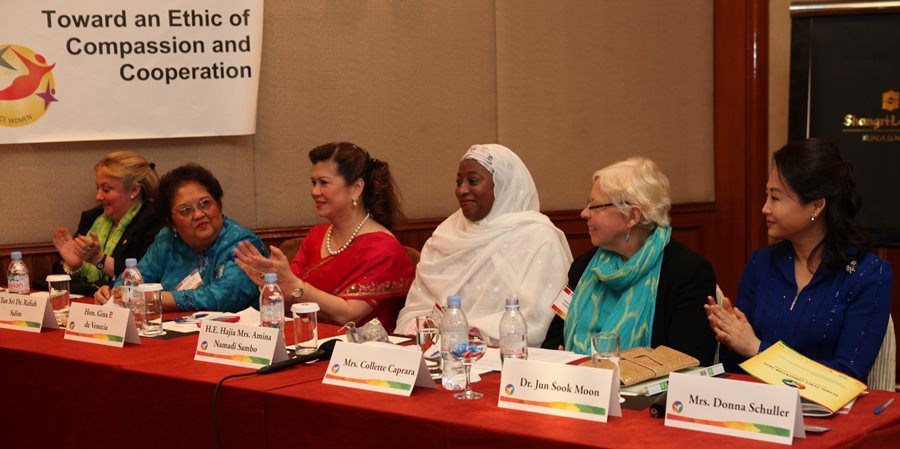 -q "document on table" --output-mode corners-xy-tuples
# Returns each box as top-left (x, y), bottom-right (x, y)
(740, 340), (867, 413)
(473, 347), (586, 374)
